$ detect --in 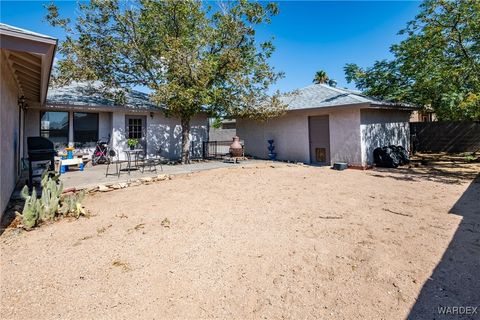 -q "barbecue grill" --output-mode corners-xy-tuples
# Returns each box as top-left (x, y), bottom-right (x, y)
(27, 137), (56, 189)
